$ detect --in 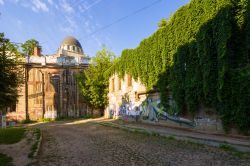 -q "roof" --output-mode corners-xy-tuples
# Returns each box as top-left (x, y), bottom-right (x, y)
(60, 36), (82, 48)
